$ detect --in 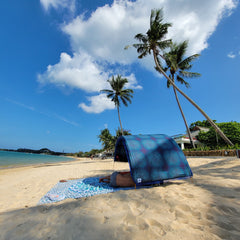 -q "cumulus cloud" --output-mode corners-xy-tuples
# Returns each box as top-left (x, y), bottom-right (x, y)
(79, 94), (115, 113)
(62, 0), (237, 62)
(39, 0), (237, 113)
(38, 51), (109, 92)
(40, 0), (75, 12)
(124, 73), (142, 90)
